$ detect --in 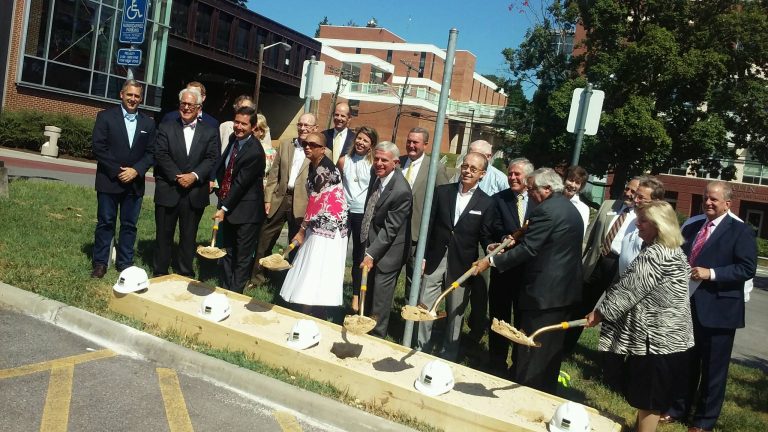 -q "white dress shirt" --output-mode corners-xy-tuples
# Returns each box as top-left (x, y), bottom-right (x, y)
(402, 154), (425, 188)
(287, 139), (306, 190)
(454, 183), (478, 225)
